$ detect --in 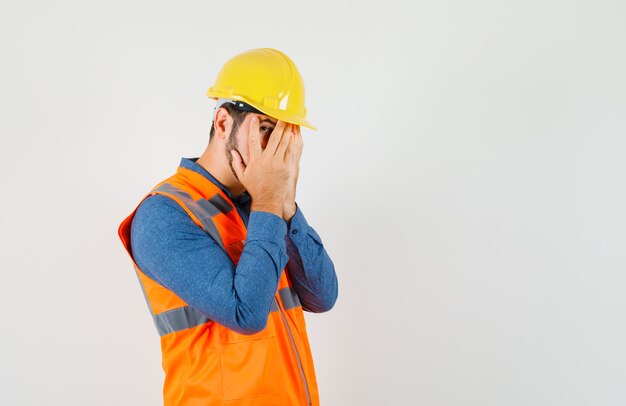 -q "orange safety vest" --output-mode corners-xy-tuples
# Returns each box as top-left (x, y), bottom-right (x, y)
(118, 164), (320, 405)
